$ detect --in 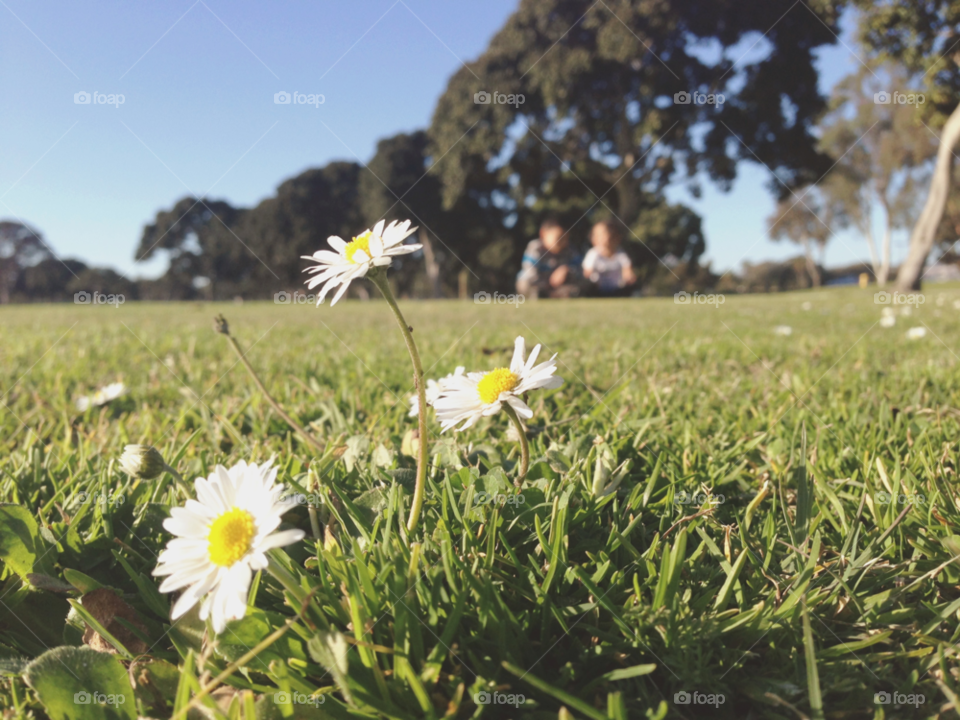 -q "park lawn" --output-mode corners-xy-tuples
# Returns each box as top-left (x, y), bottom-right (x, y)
(0, 287), (959, 718)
